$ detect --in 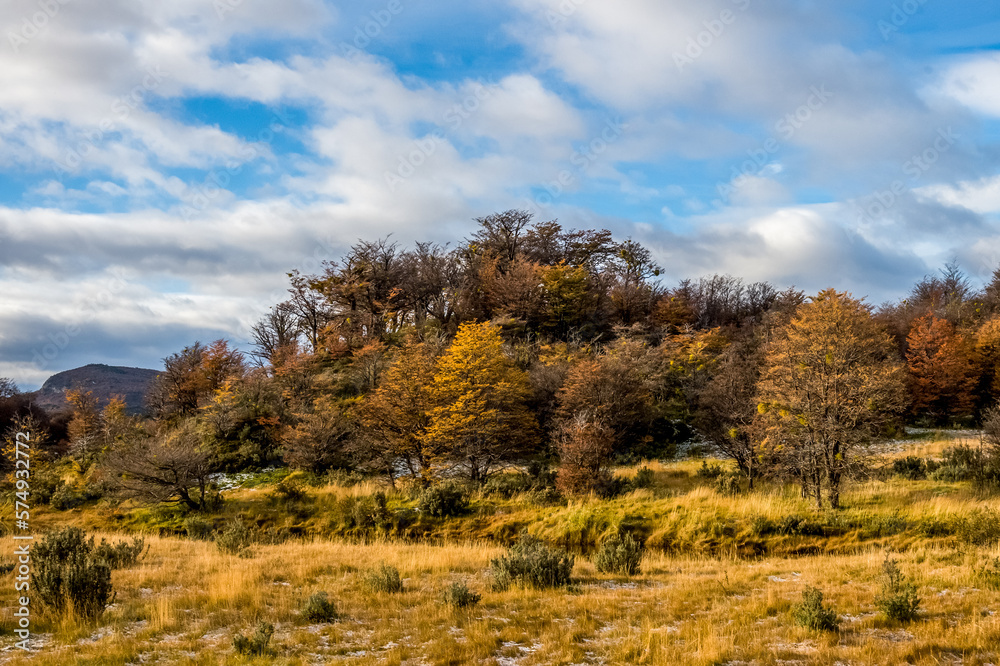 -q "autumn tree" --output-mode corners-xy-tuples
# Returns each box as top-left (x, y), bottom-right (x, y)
(905, 313), (978, 422)
(357, 345), (438, 485)
(756, 289), (906, 509)
(555, 413), (614, 495)
(250, 303), (299, 368)
(66, 388), (102, 461)
(102, 420), (215, 511)
(281, 396), (354, 474)
(148, 339), (246, 417)
(422, 322), (538, 482)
